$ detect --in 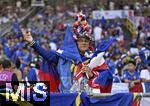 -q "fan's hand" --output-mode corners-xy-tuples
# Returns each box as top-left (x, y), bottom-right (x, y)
(22, 29), (33, 43)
